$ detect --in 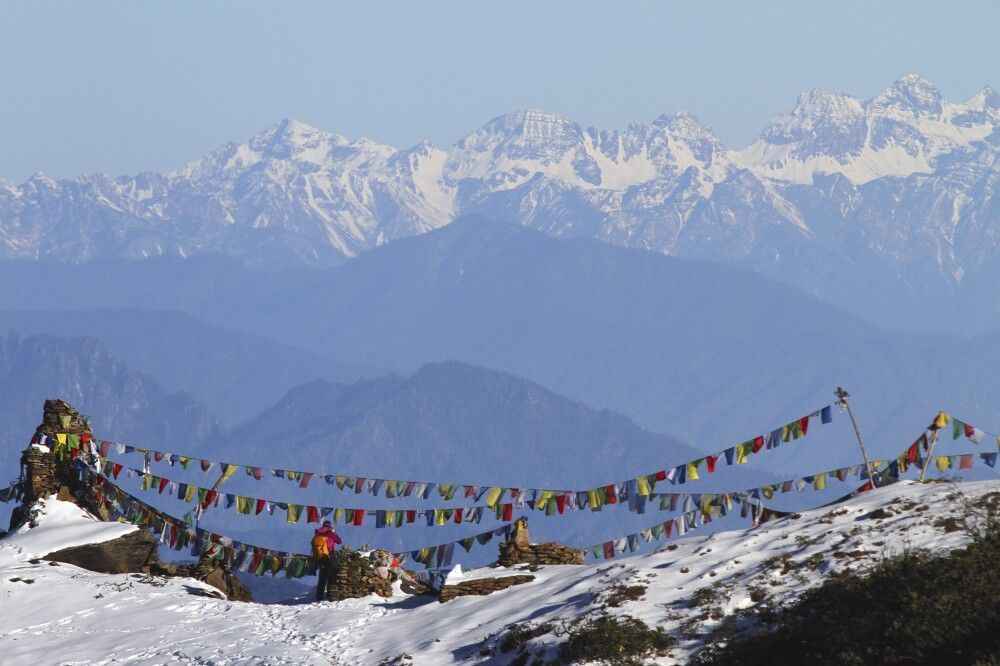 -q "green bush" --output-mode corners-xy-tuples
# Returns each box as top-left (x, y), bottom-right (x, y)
(558, 615), (674, 666)
(696, 521), (1000, 665)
